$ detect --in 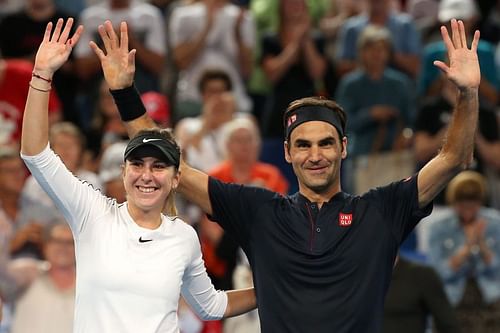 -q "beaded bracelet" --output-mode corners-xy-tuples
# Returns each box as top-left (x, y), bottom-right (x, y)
(32, 72), (52, 83)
